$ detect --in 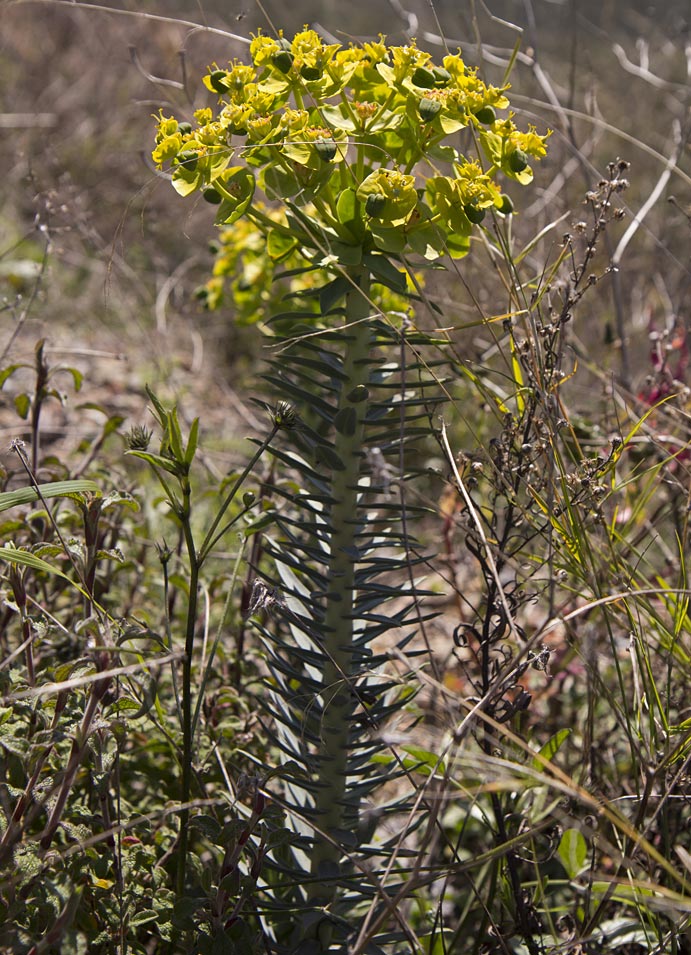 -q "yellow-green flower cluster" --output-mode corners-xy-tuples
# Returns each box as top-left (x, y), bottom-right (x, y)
(153, 27), (549, 285)
(200, 202), (421, 324)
